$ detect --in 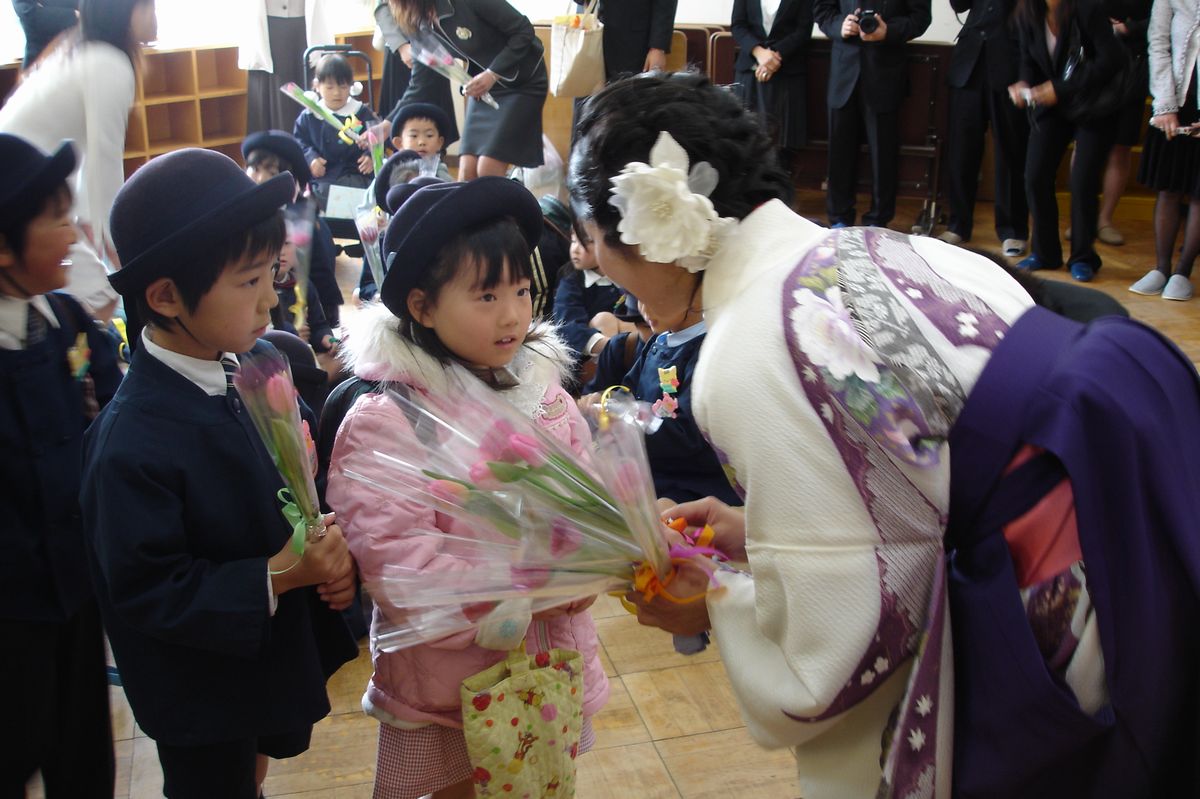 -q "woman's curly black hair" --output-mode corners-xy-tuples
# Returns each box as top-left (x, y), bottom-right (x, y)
(568, 70), (793, 248)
